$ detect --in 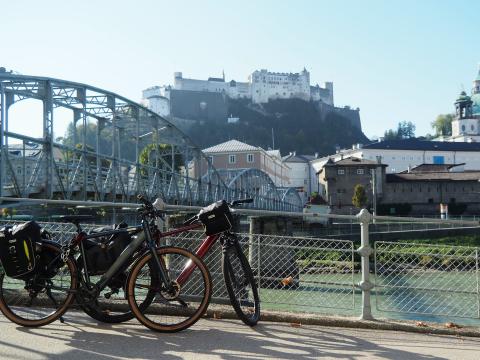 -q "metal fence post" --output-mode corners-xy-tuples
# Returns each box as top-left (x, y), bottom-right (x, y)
(357, 208), (374, 320)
